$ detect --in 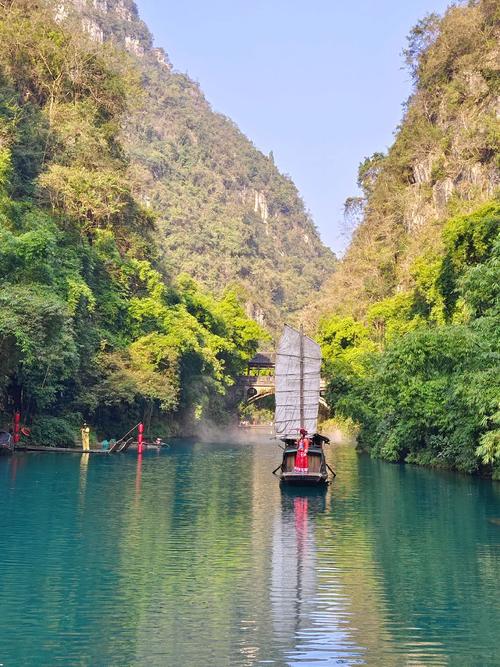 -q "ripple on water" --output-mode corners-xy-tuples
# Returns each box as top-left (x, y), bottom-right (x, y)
(0, 443), (499, 666)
